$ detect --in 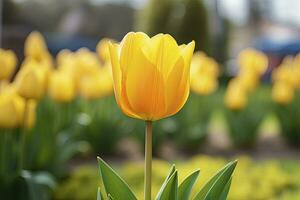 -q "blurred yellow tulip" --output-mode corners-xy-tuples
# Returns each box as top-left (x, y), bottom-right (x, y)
(24, 99), (37, 129)
(272, 81), (294, 105)
(225, 79), (248, 110)
(0, 49), (17, 80)
(109, 32), (195, 121)
(191, 76), (218, 95)
(96, 38), (116, 63)
(15, 63), (47, 99)
(48, 71), (75, 103)
(0, 90), (25, 128)
(190, 52), (219, 77)
(78, 66), (113, 100)
(24, 31), (48, 60)
(238, 48), (268, 75)
(236, 69), (259, 92)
